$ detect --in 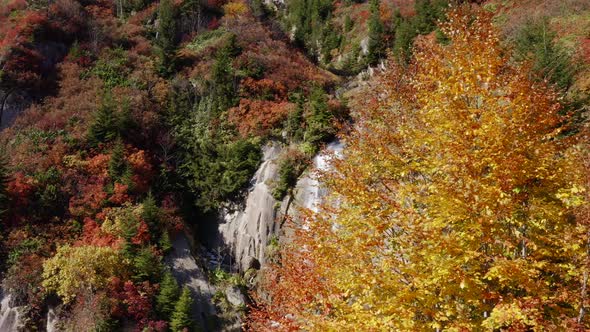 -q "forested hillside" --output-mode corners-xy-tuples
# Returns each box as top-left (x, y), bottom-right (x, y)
(0, 0), (588, 331)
